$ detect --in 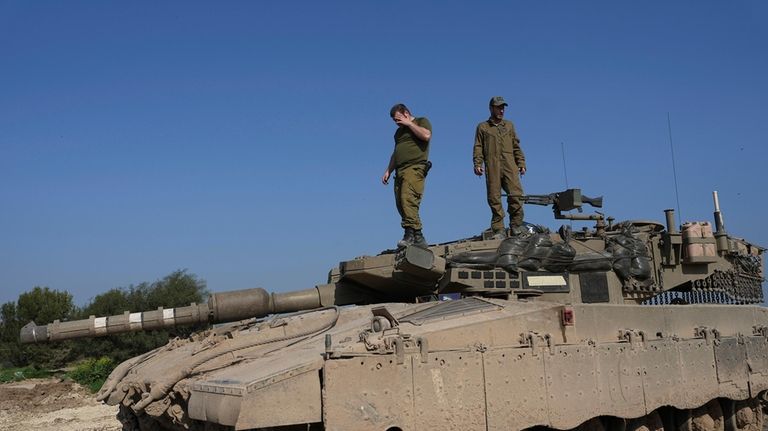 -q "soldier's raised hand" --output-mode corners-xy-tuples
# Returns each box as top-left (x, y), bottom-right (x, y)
(393, 112), (412, 127)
